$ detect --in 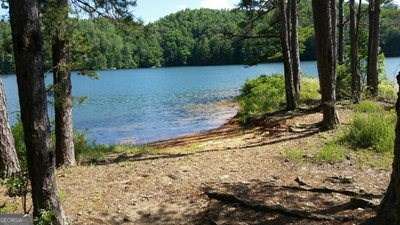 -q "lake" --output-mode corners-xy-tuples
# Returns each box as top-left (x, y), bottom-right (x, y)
(2, 58), (400, 144)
